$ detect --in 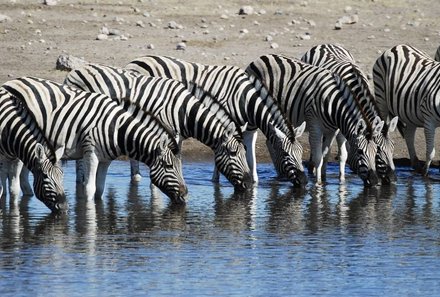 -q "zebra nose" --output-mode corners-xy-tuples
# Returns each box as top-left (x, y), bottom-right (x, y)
(294, 171), (308, 188)
(363, 169), (379, 187)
